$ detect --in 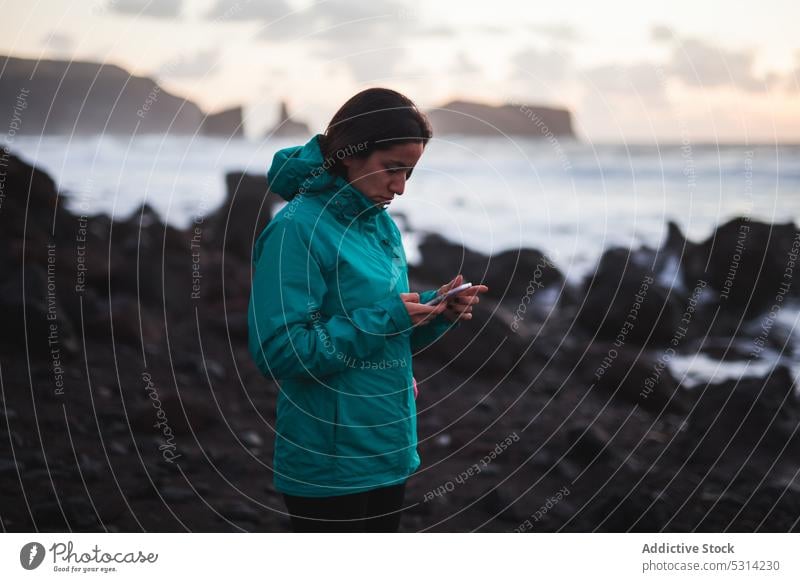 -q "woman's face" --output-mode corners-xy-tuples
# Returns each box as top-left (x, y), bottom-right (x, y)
(342, 142), (424, 206)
